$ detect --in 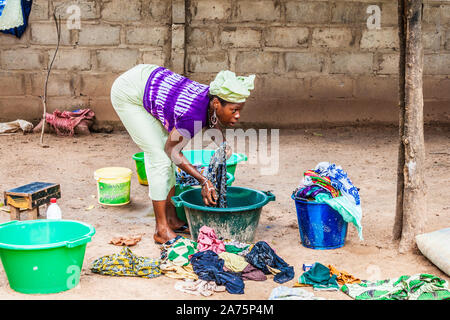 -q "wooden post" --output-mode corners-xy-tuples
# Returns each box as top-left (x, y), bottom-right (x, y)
(393, 0), (427, 253)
